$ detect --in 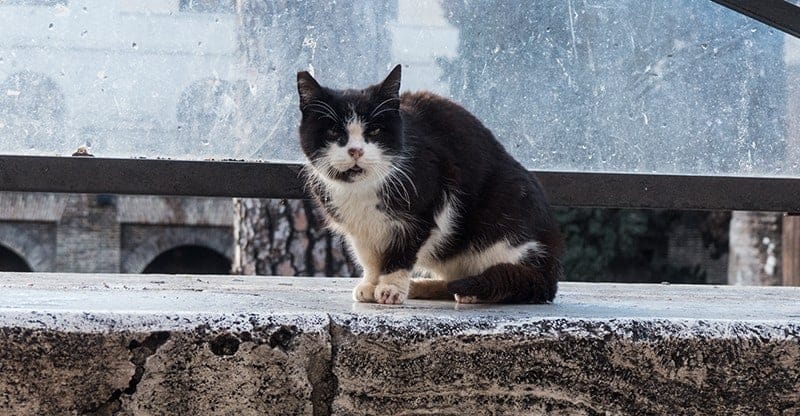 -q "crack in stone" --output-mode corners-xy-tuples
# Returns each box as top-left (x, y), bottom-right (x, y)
(308, 314), (339, 416)
(85, 331), (171, 416)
